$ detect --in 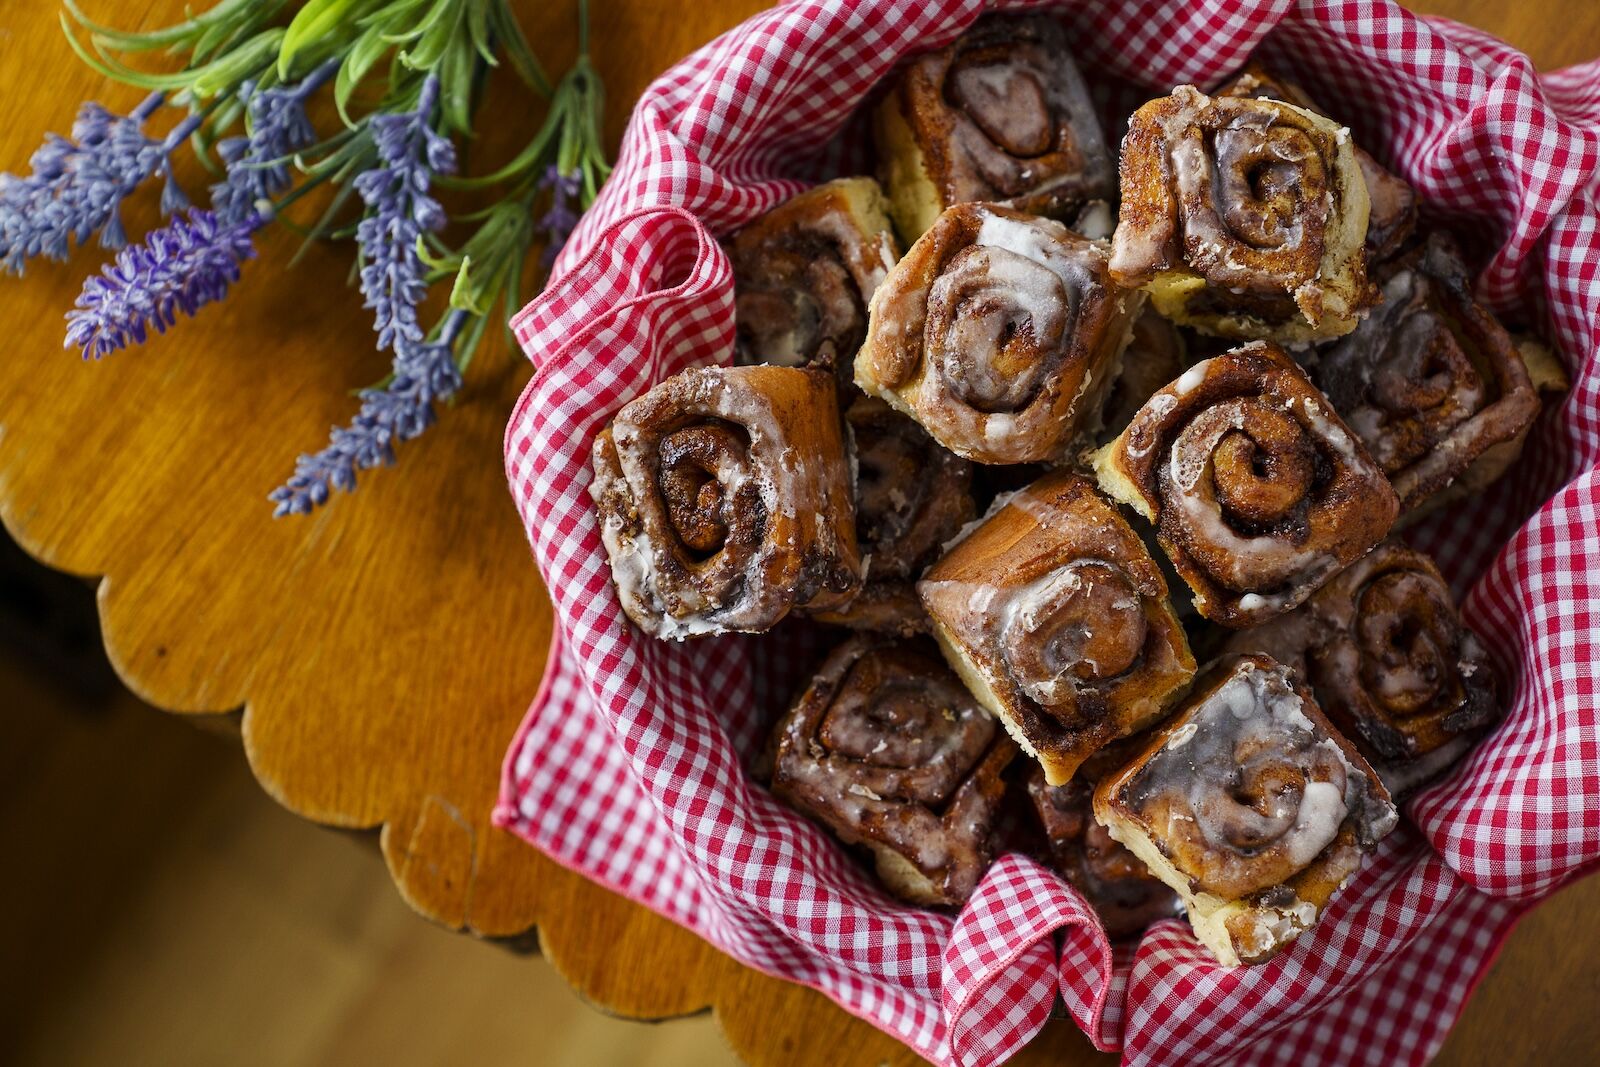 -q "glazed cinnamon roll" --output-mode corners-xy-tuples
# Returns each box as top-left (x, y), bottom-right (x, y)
(1094, 342), (1400, 628)
(856, 204), (1144, 465)
(1101, 307), (1186, 439)
(874, 13), (1114, 243)
(1027, 766), (1178, 937)
(1218, 64), (1417, 262)
(1094, 654), (1398, 966)
(591, 365), (862, 639)
(1309, 234), (1542, 513)
(811, 397), (974, 634)
(771, 636), (1016, 906)
(919, 471), (1195, 785)
(1111, 86), (1377, 343)
(1233, 539), (1500, 795)
(727, 178), (900, 378)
